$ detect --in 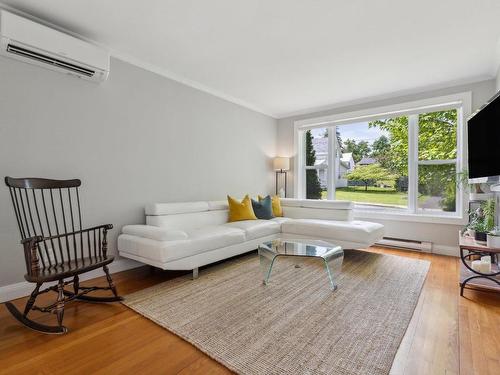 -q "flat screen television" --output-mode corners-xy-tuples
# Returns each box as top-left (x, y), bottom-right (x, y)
(467, 91), (500, 183)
